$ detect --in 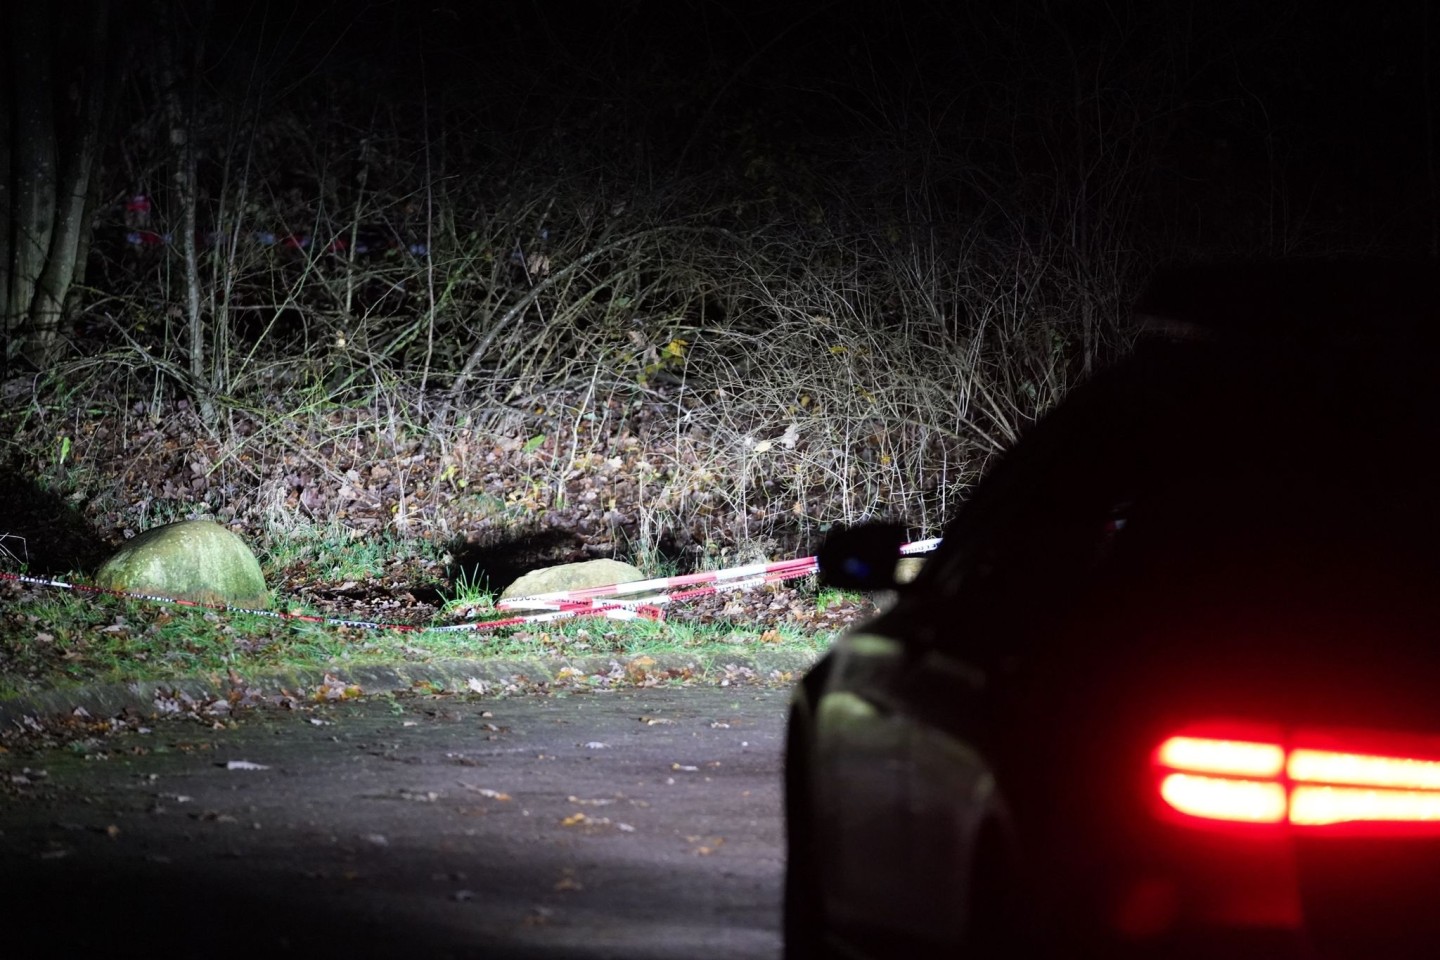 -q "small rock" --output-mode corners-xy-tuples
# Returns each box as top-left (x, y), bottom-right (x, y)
(499, 559), (647, 600)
